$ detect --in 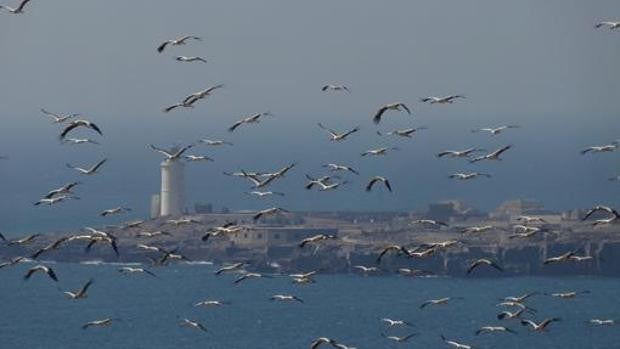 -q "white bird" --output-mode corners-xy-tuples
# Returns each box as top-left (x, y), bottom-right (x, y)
(323, 163), (359, 175)
(175, 56), (207, 63)
(34, 195), (78, 206)
(509, 225), (542, 239)
(497, 308), (529, 320)
(270, 294), (304, 303)
(62, 138), (99, 145)
(470, 145), (512, 163)
(82, 318), (112, 330)
(449, 172), (491, 180)
(167, 218), (199, 225)
(467, 259), (503, 274)
(515, 215), (547, 224)
(305, 175), (338, 190)
(59, 120), (102, 140)
(595, 21), (620, 30)
(179, 318), (208, 332)
(0, 0), (31, 14)
(361, 147), (399, 157)
(381, 318), (412, 327)
(548, 290), (589, 299)
(199, 139), (233, 146)
(381, 333), (417, 343)
(569, 255), (594, 262)
(194, 300), (229, 307)
(354, 265), (380, 273)
(475, 326), (516, 335)
(157, 35), (201, 53)
(412, 219), (448, 227)
(66, 158), (107, 175)
(321, 84), (350, 93)
(437, 148), (485, 159)
(100, 206), (132, 217)
(373, 103), (411, 124)
(589, 319), (616, 326)
(182, 84), (224, 105)
(214, 262), (245, 275)
(310, 337), (337, 349)
(184, 155), (214, 162)
(44, 182), (81, 199)
(24, 265), (58, 282)
(461, 225), (494, 234)
(162, 99), (198, 113)
(472, 125), (519, 135)
(229, 112), (272, 132)
(149, 144), (193, 161)
(40, 108), (78, 123)
(253, 207), (289, 221)
(234, 272), (268, 284)
(317, 123), (360, 141)
(118, 267), (157, 277)
(136, 231), (171, 238)
(64, 279), (94, 300)
(581, 141), (618, 155)
(440, 335), (472, 349)
(521, 318), (561, 332)
(299, 234), (337, 248)
(420, 95), (465, 104)
(544, 251), (577, 265)
(420, 297), (458, 309)
(366, 176), (392, 192)
(246, 191), (285, 198)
